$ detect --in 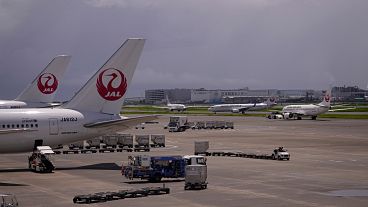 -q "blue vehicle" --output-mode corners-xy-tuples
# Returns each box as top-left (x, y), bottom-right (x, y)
(122, 155), (186, 182)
